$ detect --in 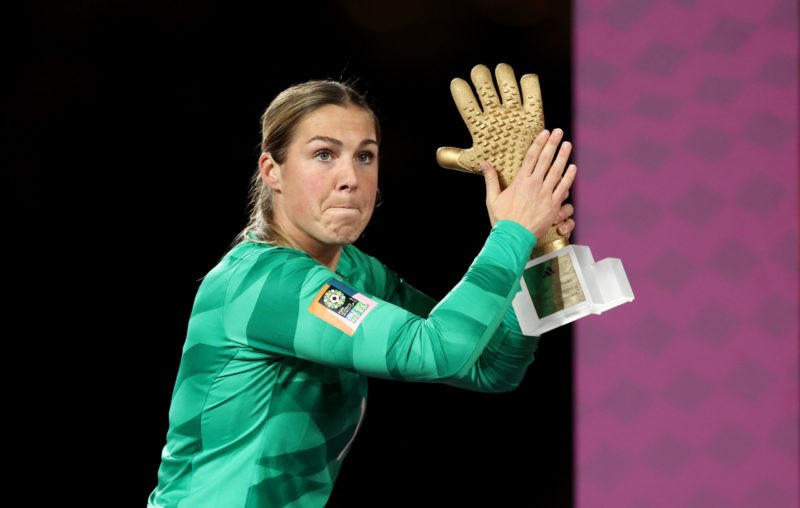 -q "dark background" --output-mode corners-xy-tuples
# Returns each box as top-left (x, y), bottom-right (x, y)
(6, 1), (574, 506)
